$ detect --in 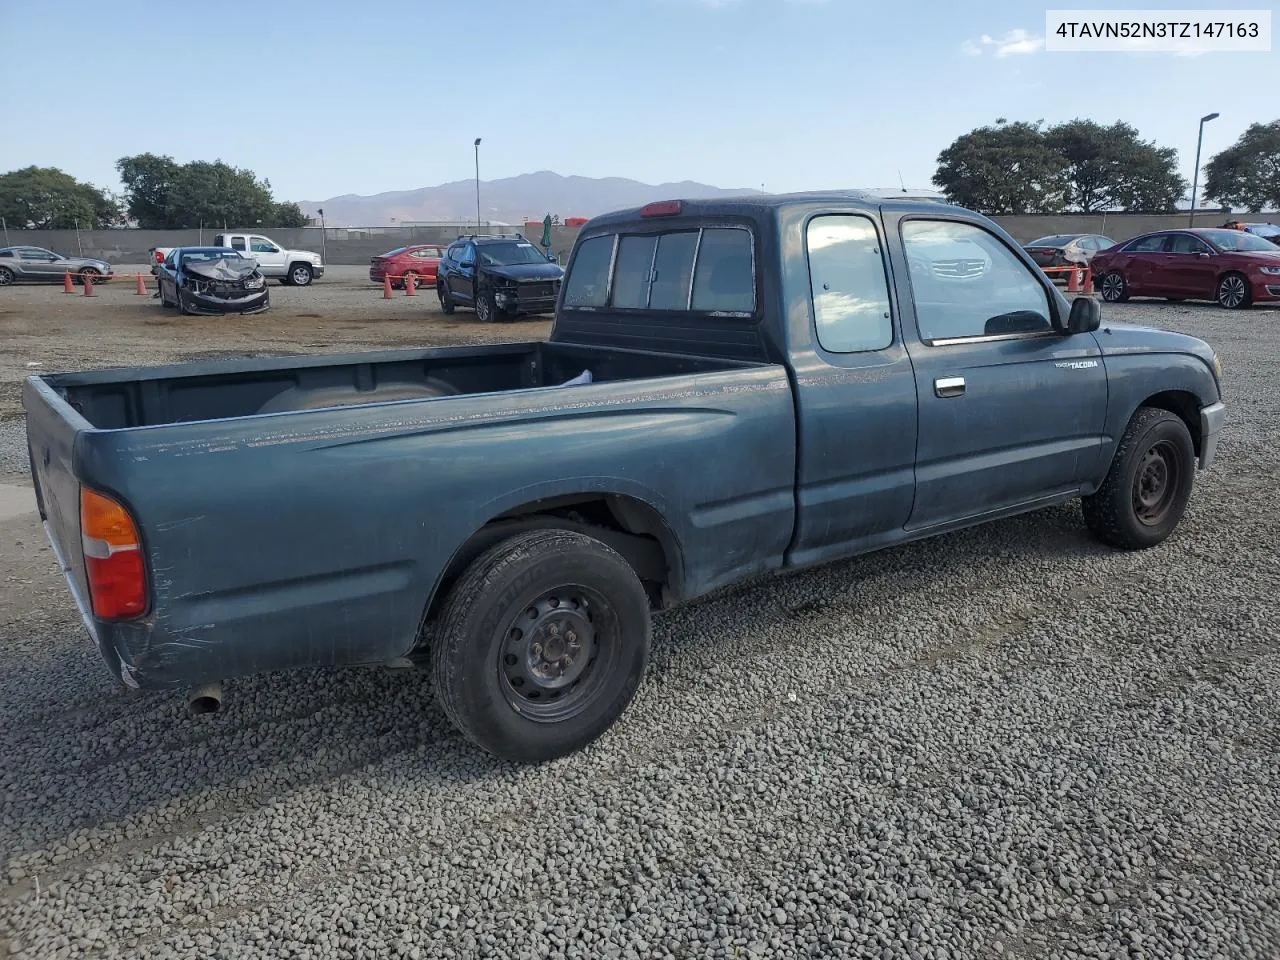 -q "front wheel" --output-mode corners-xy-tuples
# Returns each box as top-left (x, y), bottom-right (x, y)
(431, 529), (652, 763)
(1082, 407), (1196, 550)
(288, 263), (314, 286)
(1099, 271), (1129, 302)
(1216, 272), (1251, 310)
(475, 289), (496, 323)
